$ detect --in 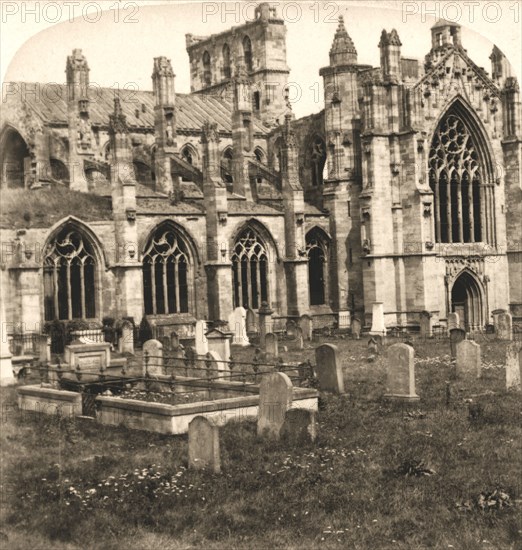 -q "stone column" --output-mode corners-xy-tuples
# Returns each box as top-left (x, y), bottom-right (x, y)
(0, 268), (15, 385)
